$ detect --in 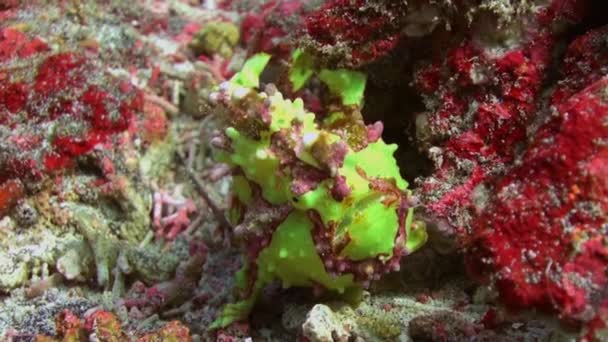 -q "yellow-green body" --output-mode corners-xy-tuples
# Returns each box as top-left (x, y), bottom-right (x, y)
(210, 53), (427, 328)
